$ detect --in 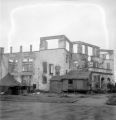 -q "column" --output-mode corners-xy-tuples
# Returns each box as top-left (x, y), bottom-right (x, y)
(40, 40), (48, 50)
(10, 47), (12, 54)
(85, 45), (88, 55)
(20, 46), (22, 52)
(30, 45), (32, 52)
(92, 47), (96, 56)
(78, 43), (82, 53)
(58, 39), (66, 49)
